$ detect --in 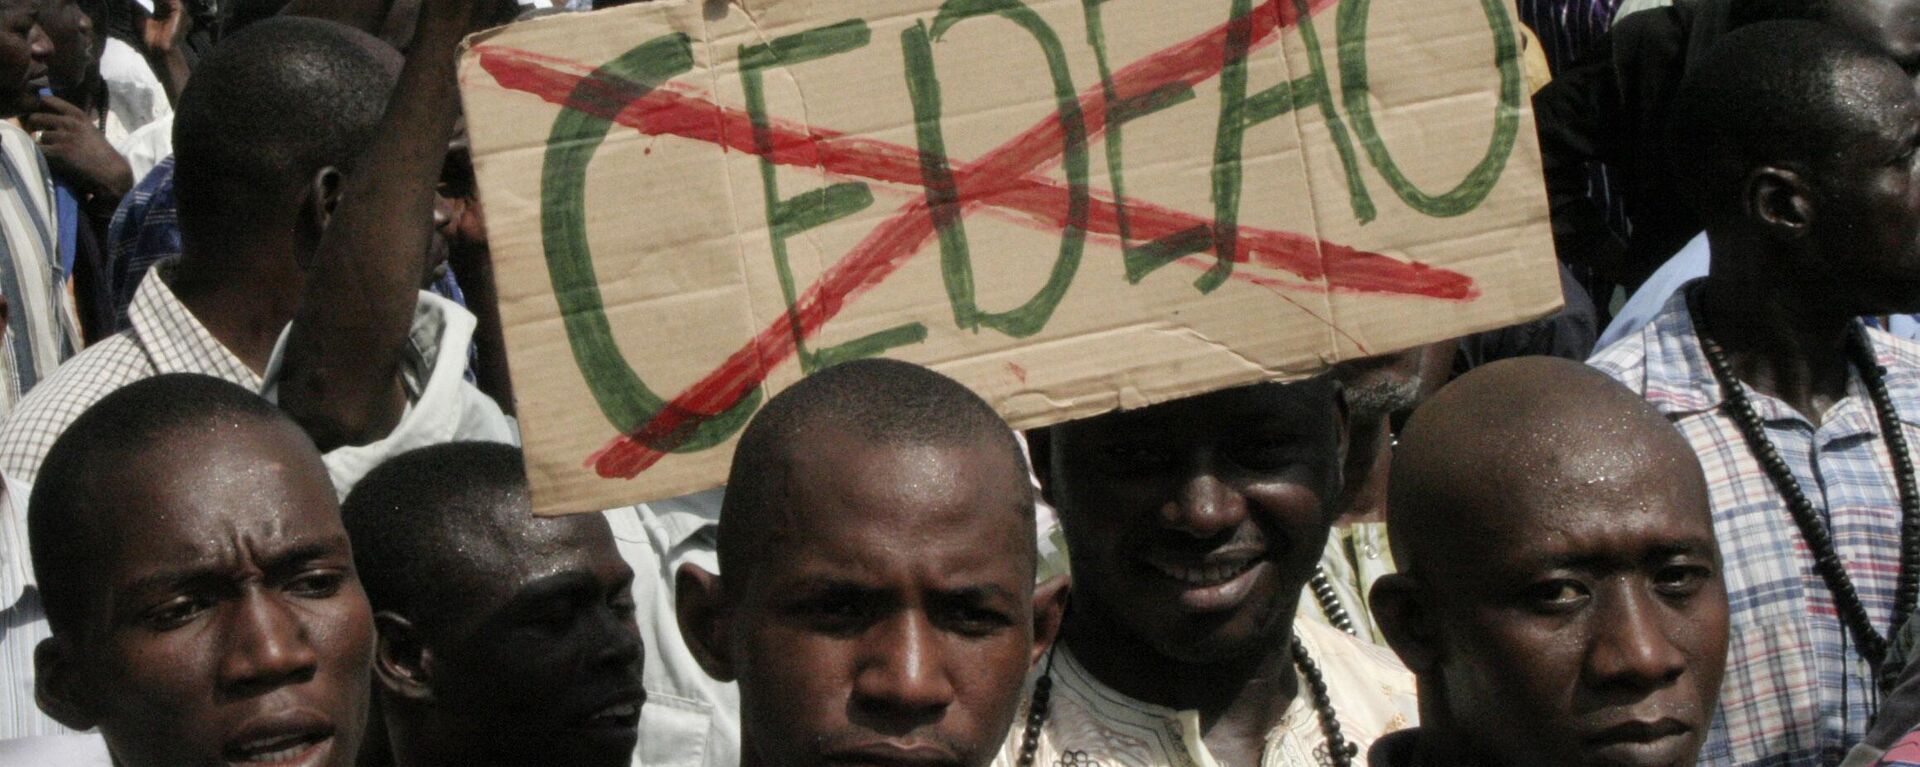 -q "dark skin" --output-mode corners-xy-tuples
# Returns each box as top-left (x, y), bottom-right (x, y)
(376, 497), (644, 767)
(678, 435), (1068, 767)
(26, 0), (131, 200)
(1697, 52), (1920, 426)
(0, 0), (49, 118)
(33, 416), (374, 767)
(1826, 0), (1920, 74)
(1373, 358), (1728, 767)
(1032, 380), (1346, 767)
